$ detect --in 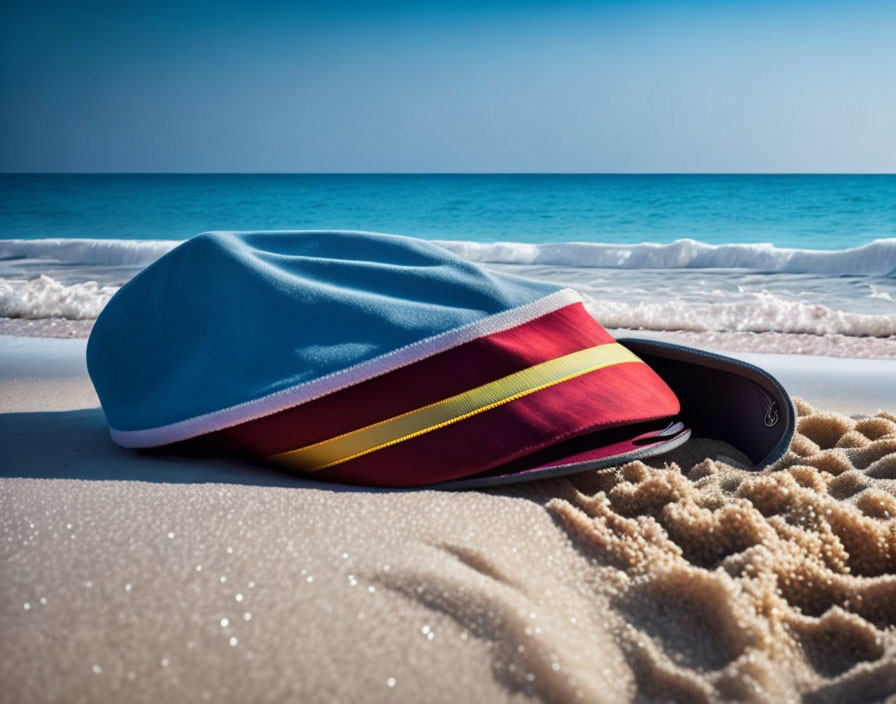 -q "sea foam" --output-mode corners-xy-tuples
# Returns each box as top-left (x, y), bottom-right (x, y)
(0, 276), (117, 319)
(582, 295), (896, 337)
